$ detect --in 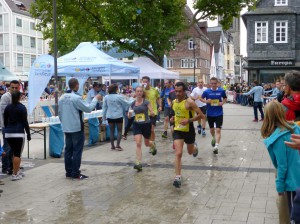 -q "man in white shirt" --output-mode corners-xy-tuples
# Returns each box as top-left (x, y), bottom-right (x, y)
(190, 79), (207, 136)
